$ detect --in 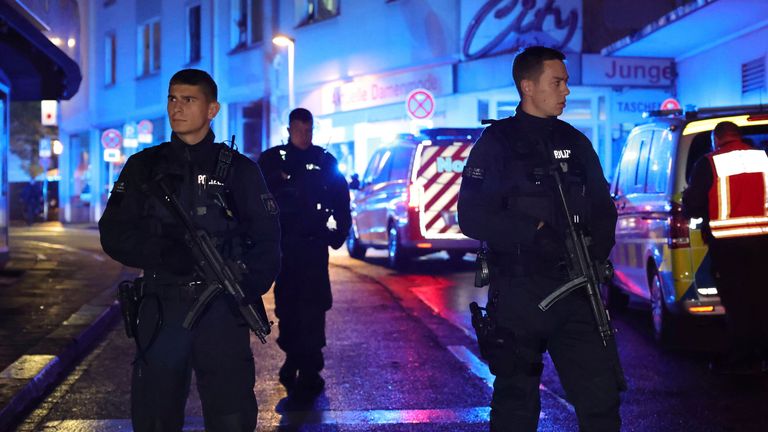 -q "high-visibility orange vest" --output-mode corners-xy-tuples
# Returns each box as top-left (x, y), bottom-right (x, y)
(706, 141), (768, 239)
